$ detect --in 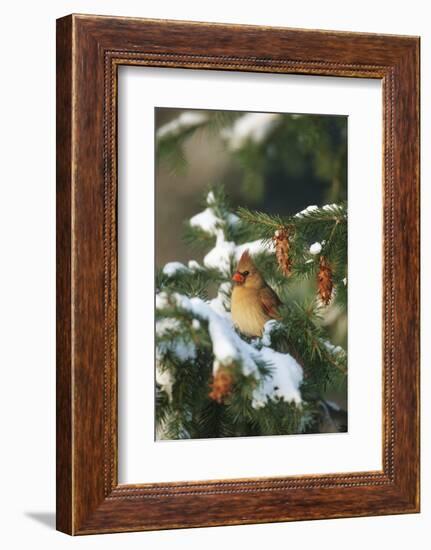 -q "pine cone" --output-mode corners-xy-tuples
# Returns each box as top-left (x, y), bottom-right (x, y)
(273, 227), (291, 276)
(317, 256), (333, 305)
(209, 366), (234, 403)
